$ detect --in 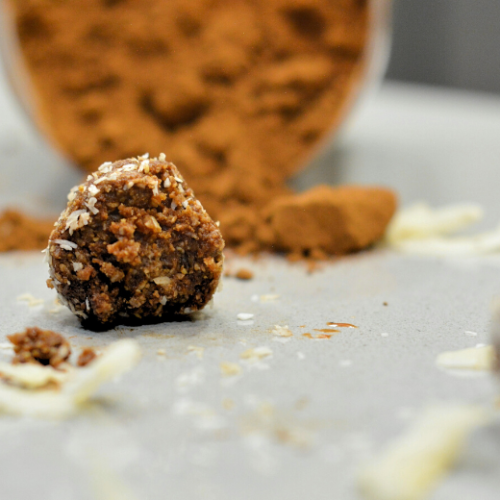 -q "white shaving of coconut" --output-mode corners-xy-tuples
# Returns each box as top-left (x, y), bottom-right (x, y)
(65, 209), (90, 234)
(153, 276), (171, 287)
(393, 225), (500, 256)
(164, 177), (171, 188)
(85, 197), (99, 215)
(121, 163), (137, 172)
(436, 345), (496, 371)
(358, 405), (488, 500)
(386, 202), (483, 243)
(272, 325), (293, 337)
(384, 202), (500, 256)
(0, 339), (141, 418)
(0, 362), (70, 389)
(138, 160), (149, 173)
(98, 161), (113, 173)
(67, 186), (79, 202)
(152, 179), (159, 196)
(54, 239), (78, 251)
(88, 184), (99, 196)
(73, 262), (83, 272)
(159, 152), (166, 161)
